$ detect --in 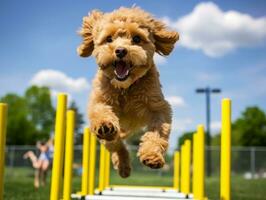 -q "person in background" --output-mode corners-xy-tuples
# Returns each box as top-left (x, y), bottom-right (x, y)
(23, 139), (53, 189)
(46, 137), (54, 166)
